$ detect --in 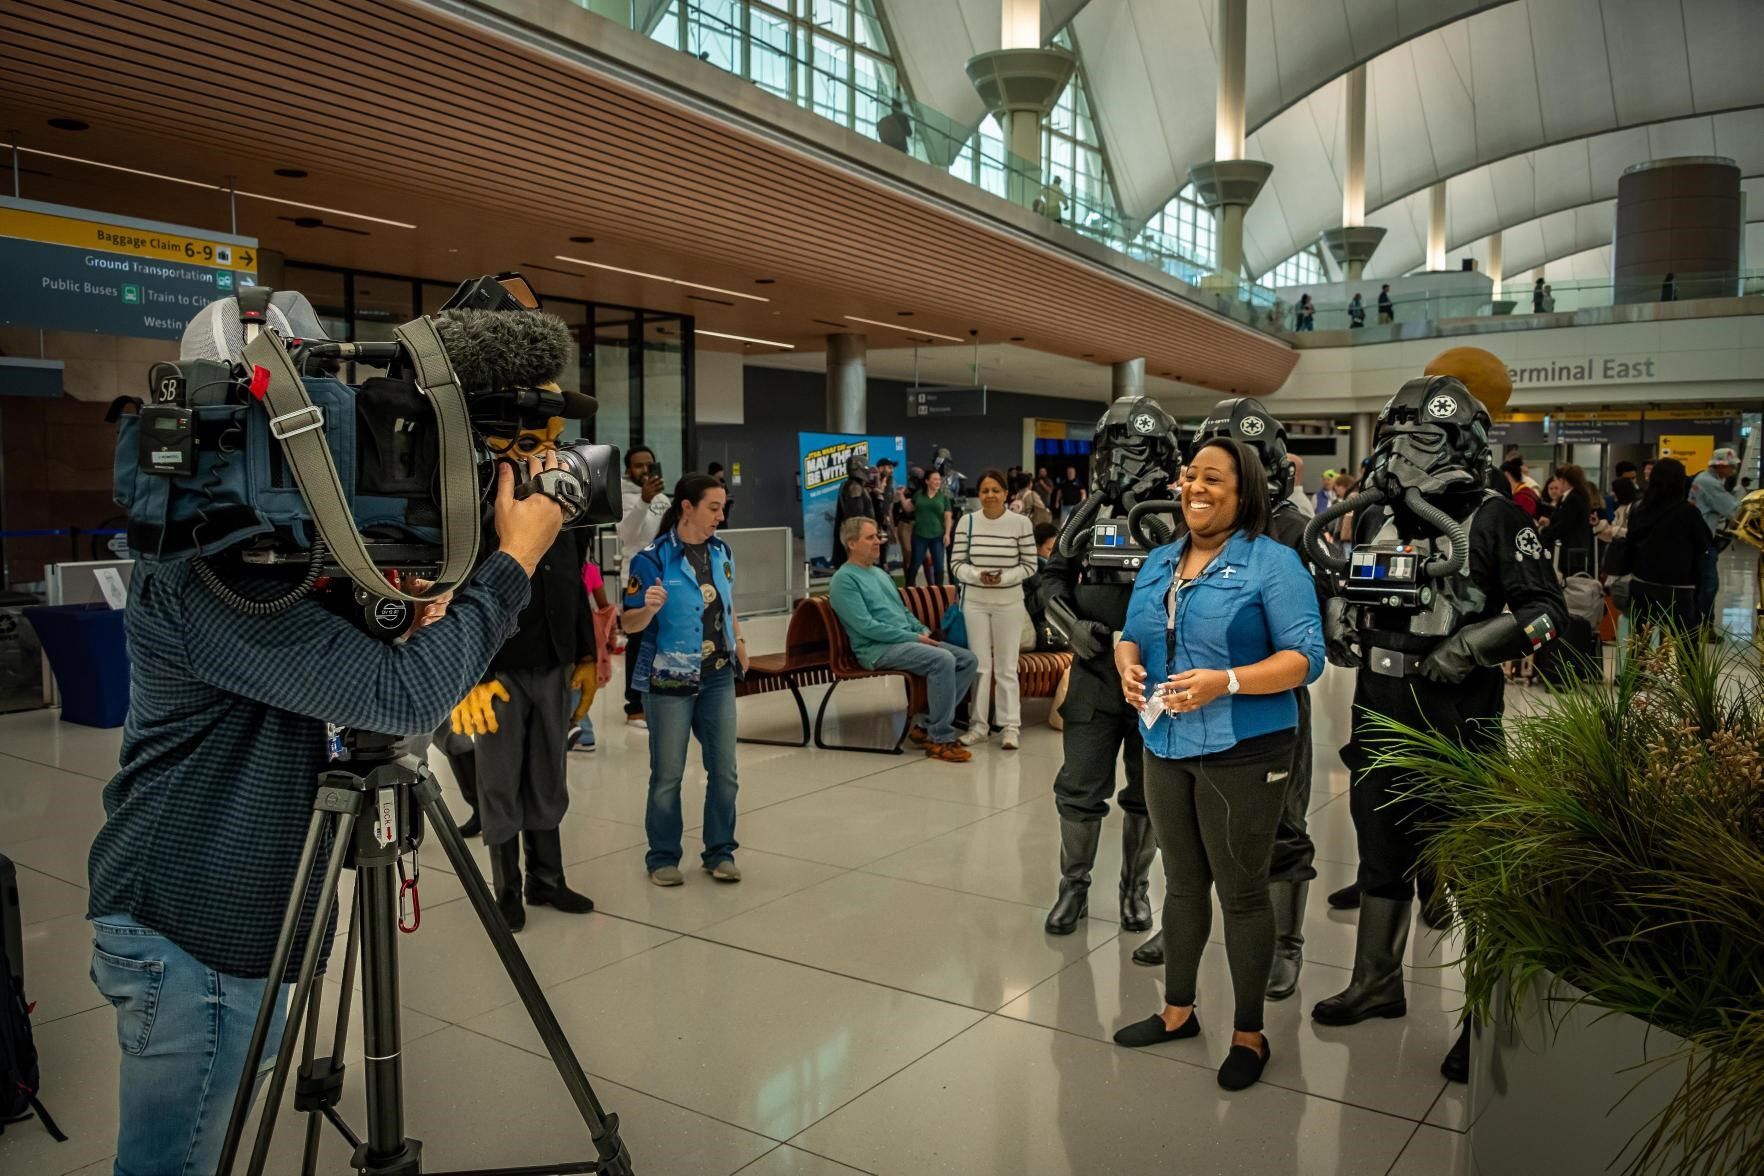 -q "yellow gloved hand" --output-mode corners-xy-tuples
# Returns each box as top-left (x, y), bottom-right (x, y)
(570, 660), (597, 722)
(450, 680), (510, 736)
